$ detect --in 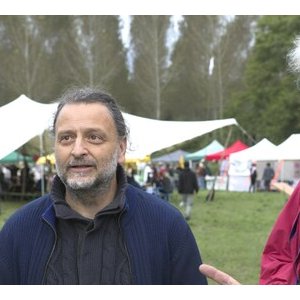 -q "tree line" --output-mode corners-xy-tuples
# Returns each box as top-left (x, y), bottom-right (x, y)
(0, 15), (300, 153)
